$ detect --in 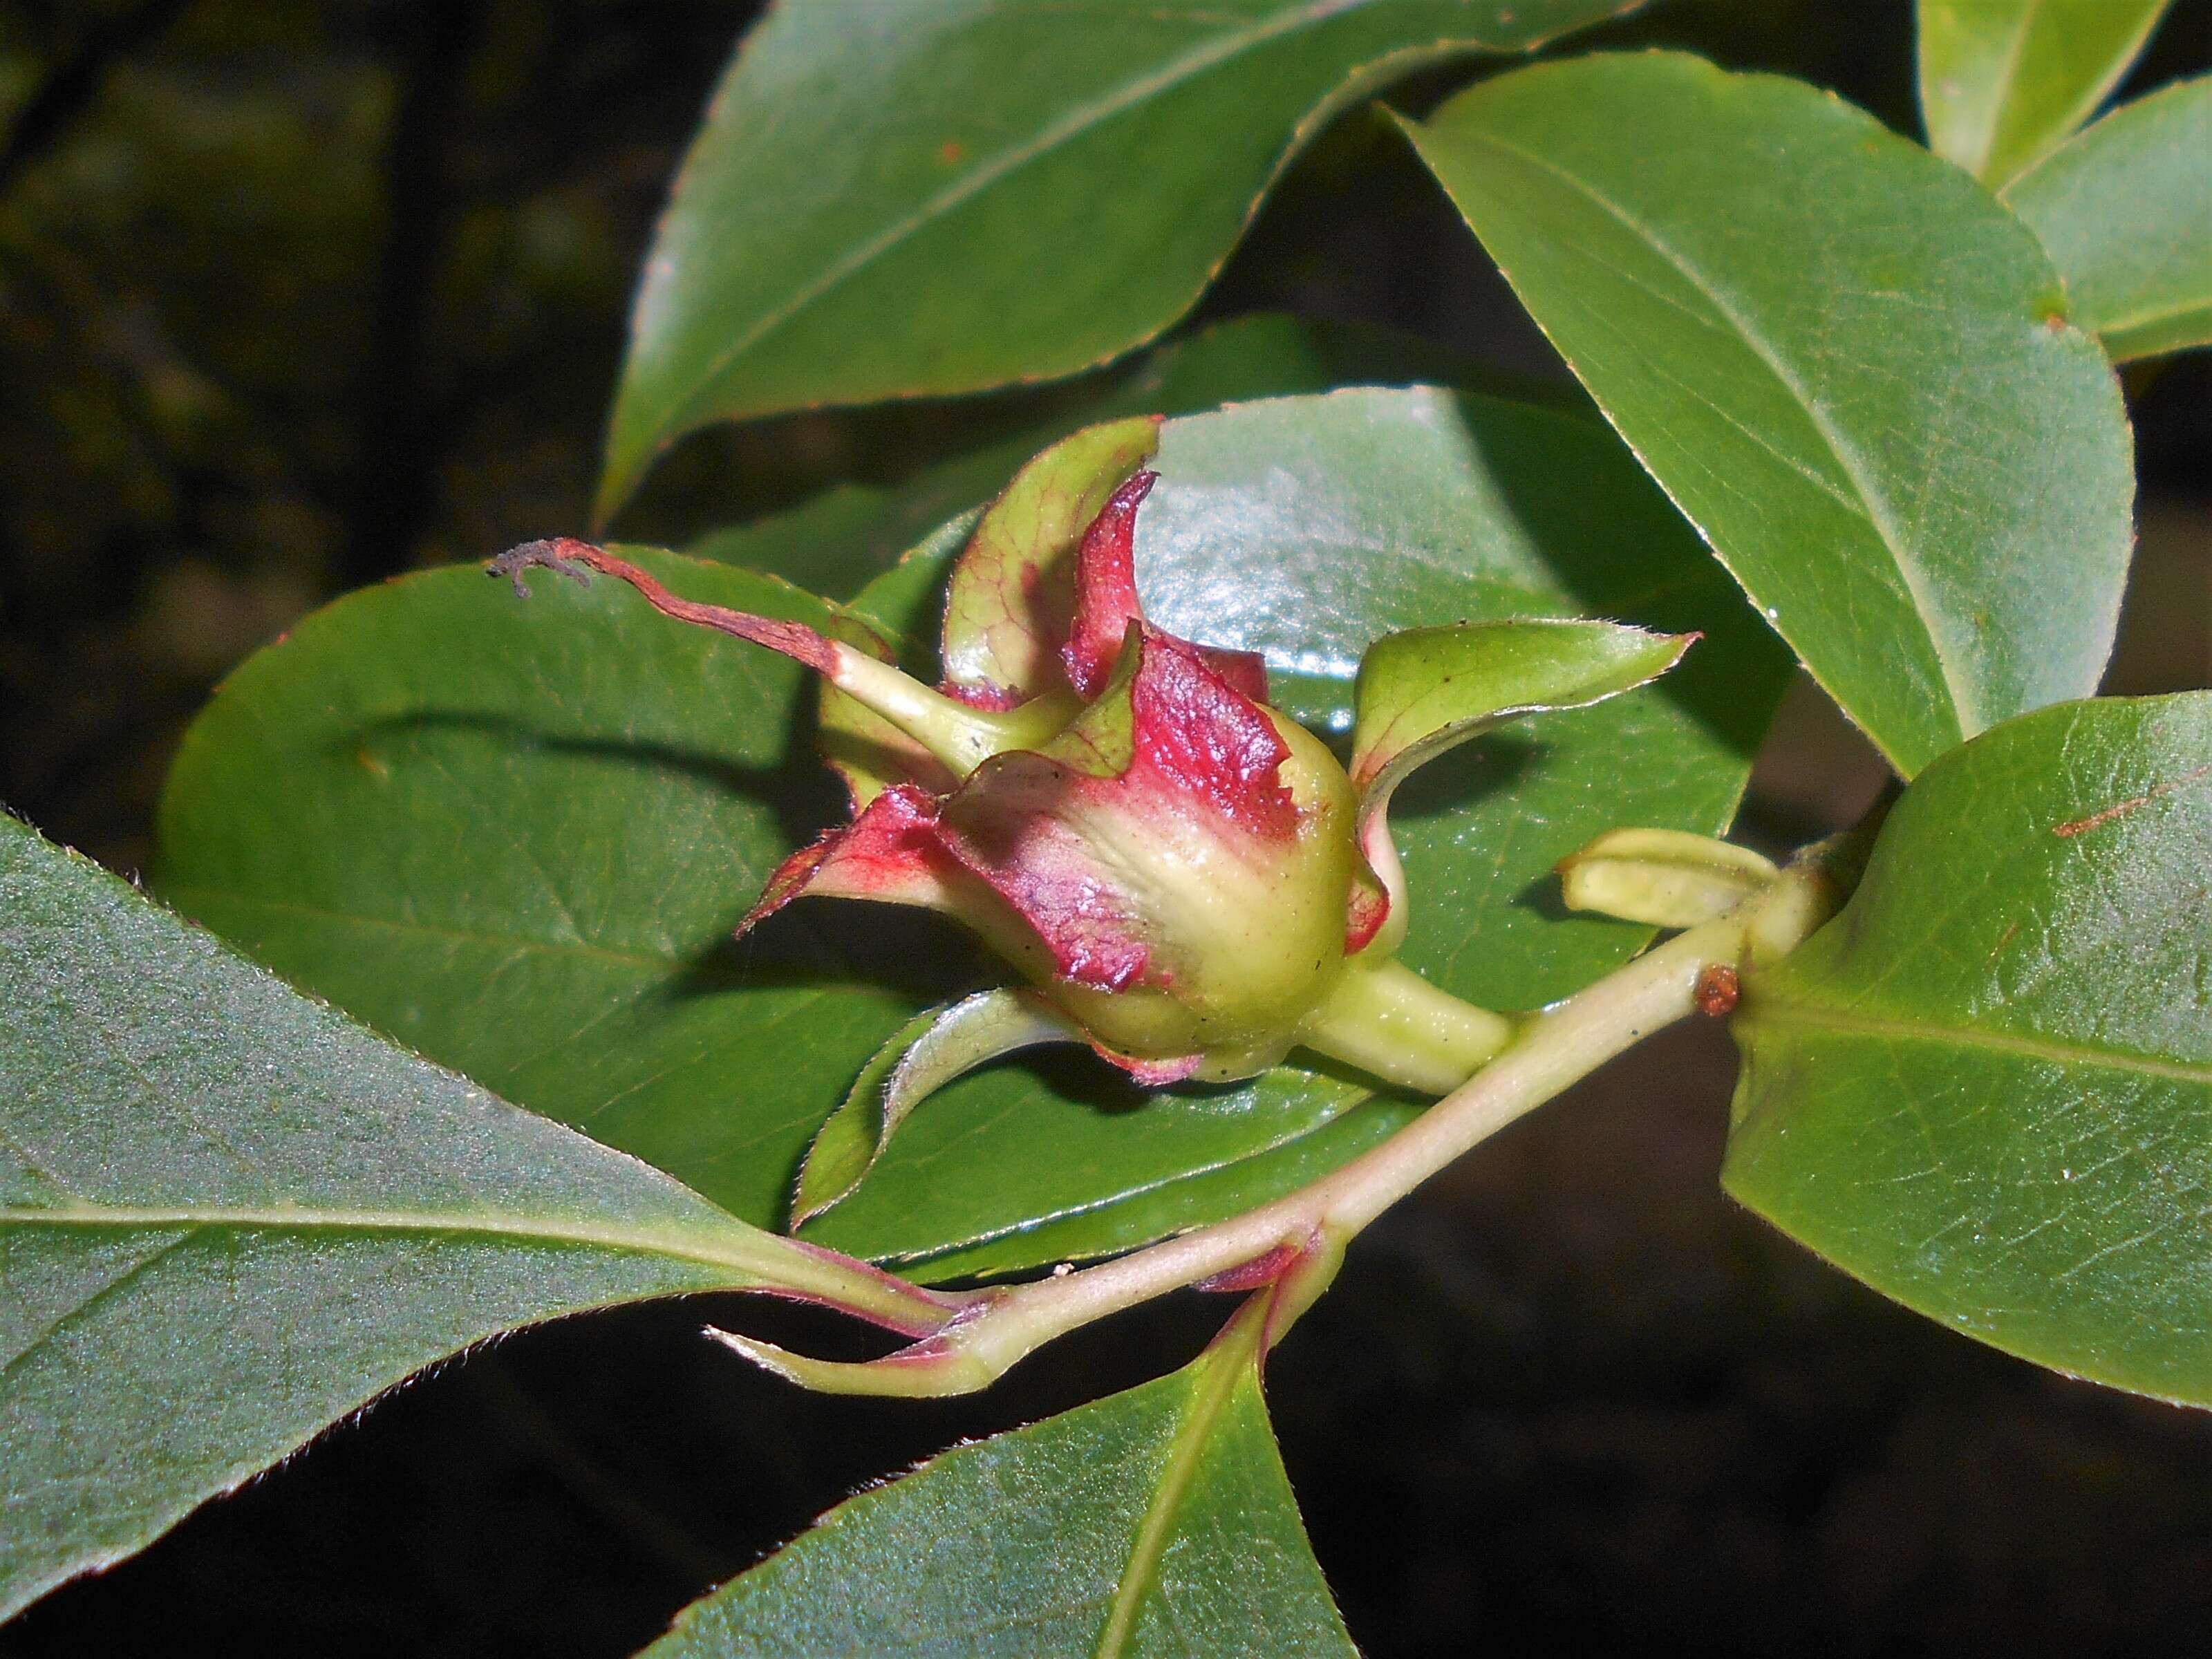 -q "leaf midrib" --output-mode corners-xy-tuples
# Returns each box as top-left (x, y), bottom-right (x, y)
(1092, 1326), (1255, 1657)
(159, 882), (688, 972)
(659, 0), (1488, 427)
(1969, 0), (2045, 180)
(1432, 118), (1982, 745)
(1738, 1001), (2212, 1087)
(1, 1203), (777, 1279)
